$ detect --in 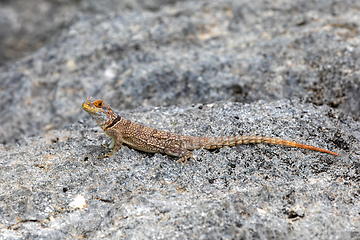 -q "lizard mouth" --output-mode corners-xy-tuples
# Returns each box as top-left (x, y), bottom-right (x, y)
(82, 98), (111, 129)
(83, 103), (104, 121)
(82, 101), (93, 112)
(82, 99), (102, 114)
